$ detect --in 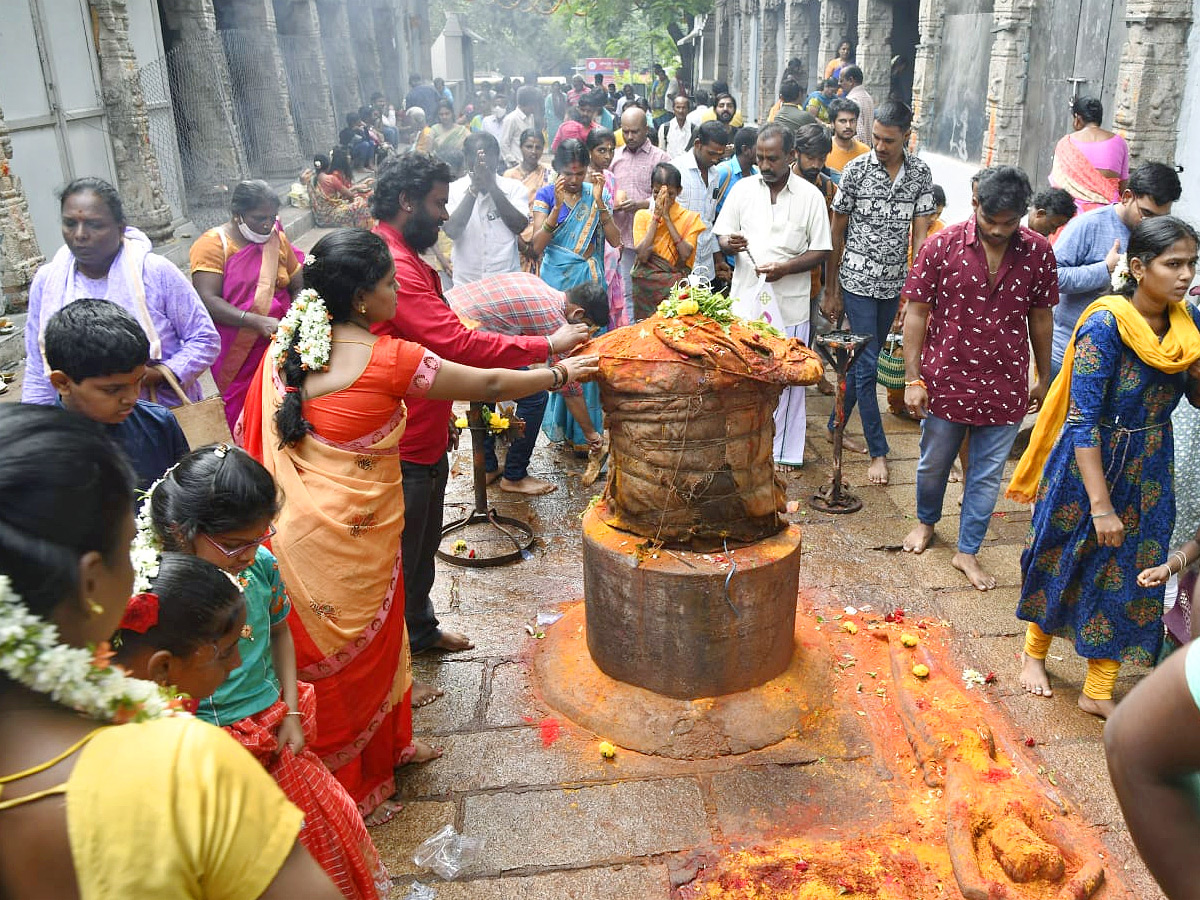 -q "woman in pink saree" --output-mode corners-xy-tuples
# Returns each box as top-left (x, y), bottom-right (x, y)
(191, 180), (303, 431)
(1049, 97), (1130, 215)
